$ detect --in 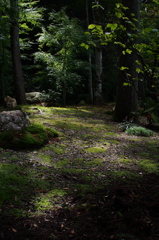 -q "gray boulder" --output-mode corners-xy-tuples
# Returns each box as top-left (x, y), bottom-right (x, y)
(25, 92), (41, 104)
(0, 110), (30, 131)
